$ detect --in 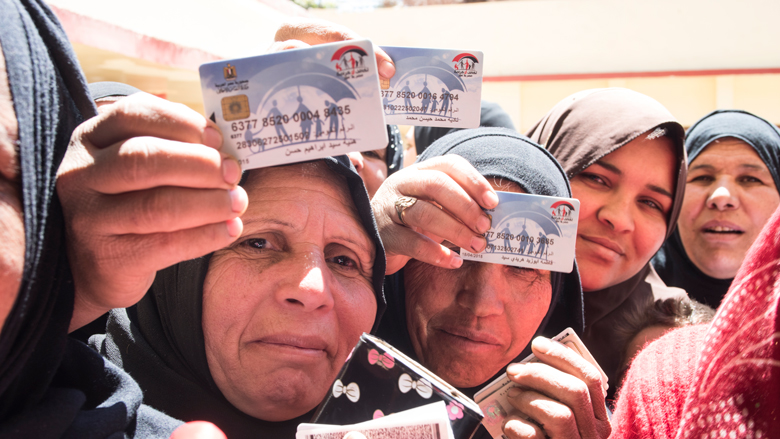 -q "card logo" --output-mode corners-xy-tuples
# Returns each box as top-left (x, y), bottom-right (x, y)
(551, 201), (576, 224)
(452, 53), (479, 77)
(224, 63), (237, 80)
(331, 45), (369, 80)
